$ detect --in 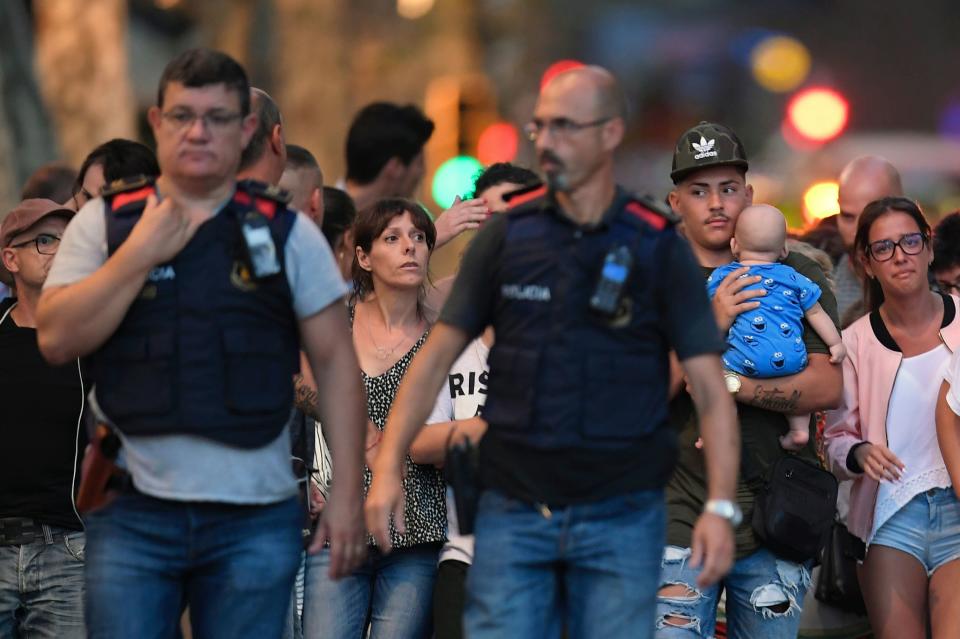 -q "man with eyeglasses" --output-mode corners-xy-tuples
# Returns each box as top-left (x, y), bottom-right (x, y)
(834, 156), (904, 325)
(35, 48), (367, 638)
(366, 66), (739, 639)
(0, 199), (86, 638)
